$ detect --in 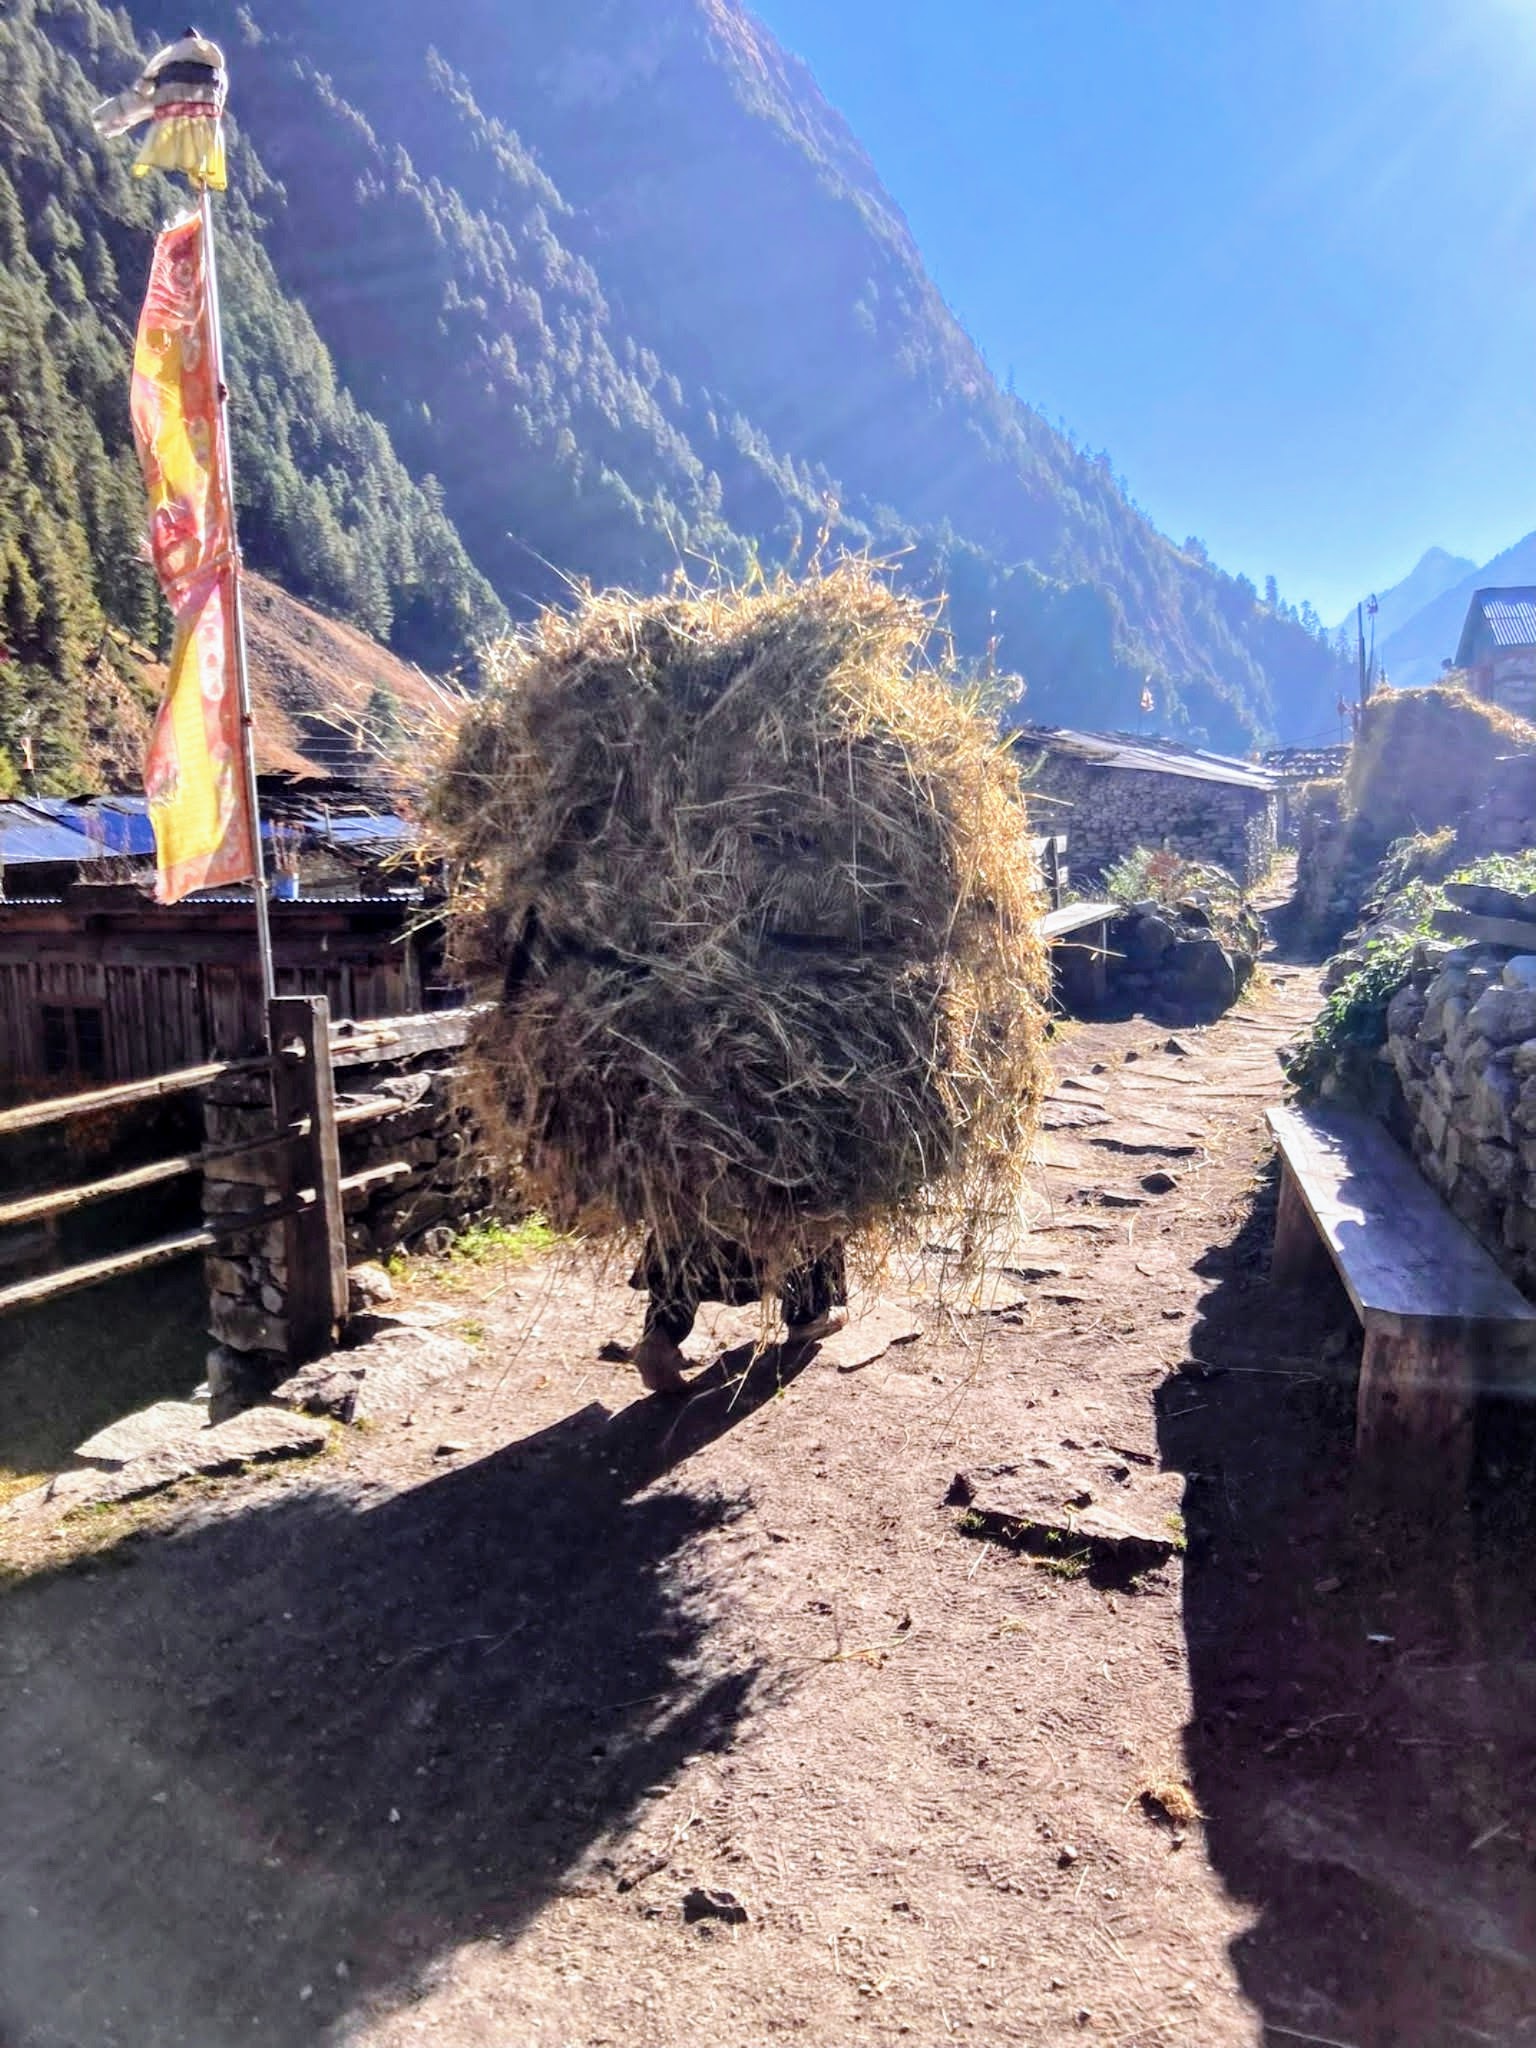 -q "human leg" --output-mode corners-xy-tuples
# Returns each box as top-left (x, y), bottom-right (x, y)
(781, 1241), (848, 1342)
